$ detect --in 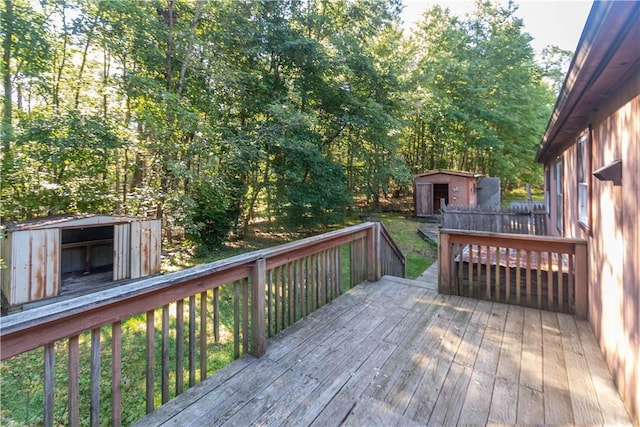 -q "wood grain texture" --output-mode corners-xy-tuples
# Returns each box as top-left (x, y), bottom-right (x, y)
(133, 277), (631, 427)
